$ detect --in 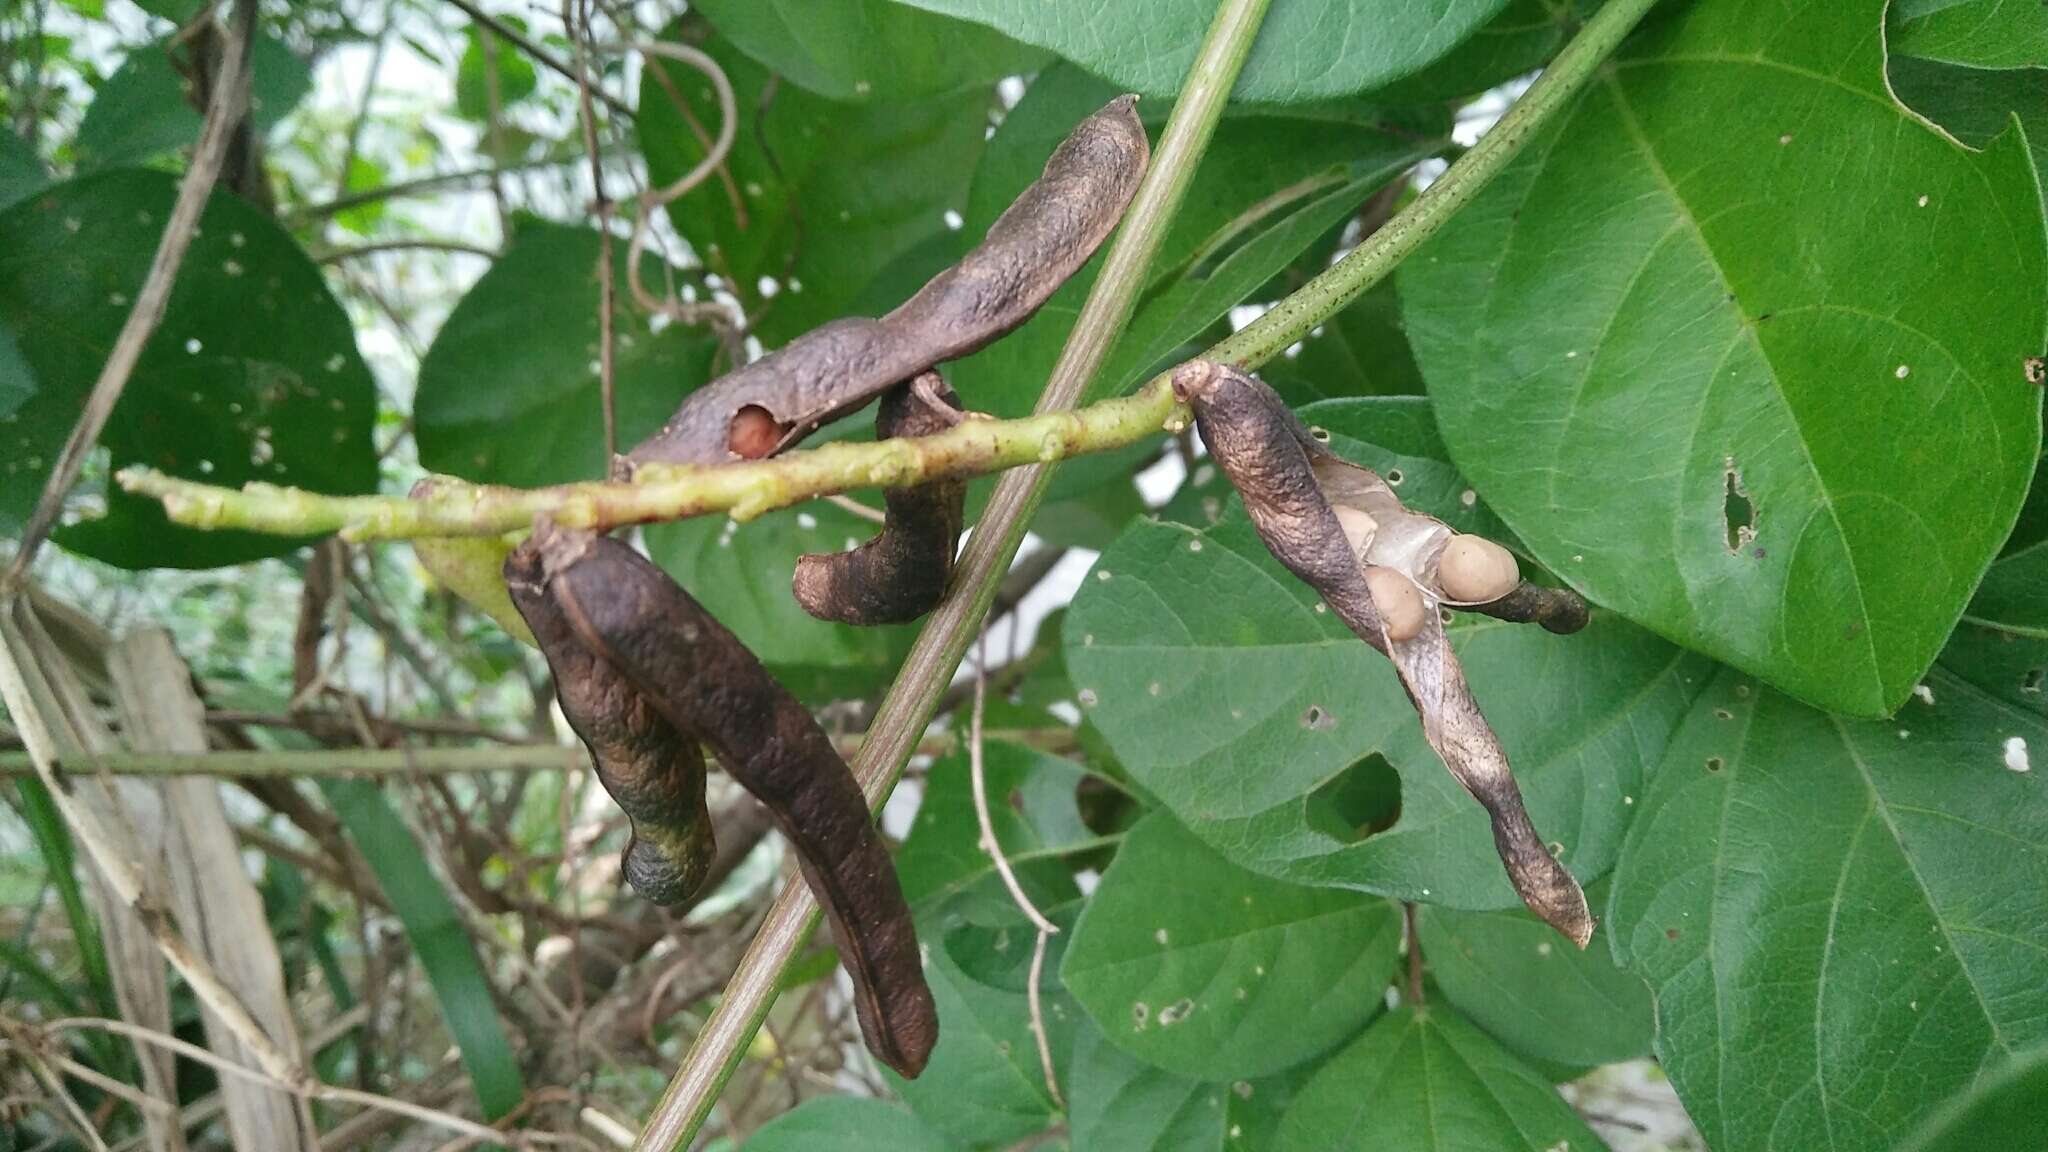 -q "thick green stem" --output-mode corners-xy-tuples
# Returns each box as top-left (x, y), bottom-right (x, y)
(629, 2), (1274, 1148)
(114, 384), (1182, 540)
